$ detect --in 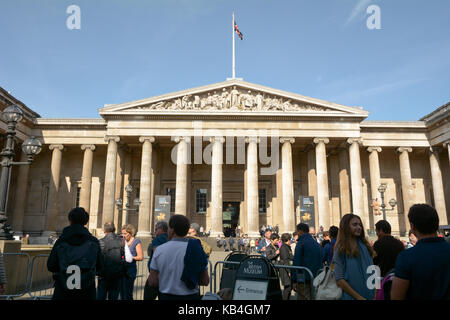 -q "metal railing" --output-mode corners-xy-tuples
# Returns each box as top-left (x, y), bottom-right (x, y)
(1, 252), (315, 300)
(208, 260), (315, 300)
(273, 264), (315, 300)
(28, 254), (54, 300)
(0, 253), (31, 300)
